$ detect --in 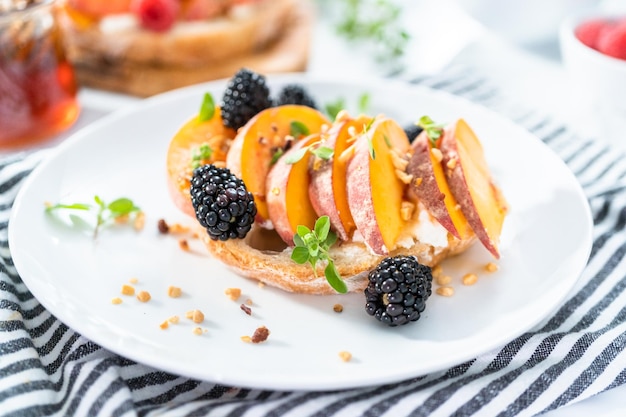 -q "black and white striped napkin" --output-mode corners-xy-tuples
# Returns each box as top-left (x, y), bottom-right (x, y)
(3, 66), (626, 417)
